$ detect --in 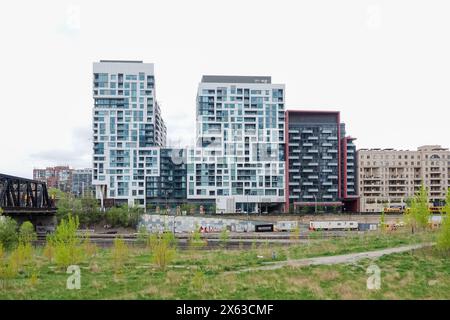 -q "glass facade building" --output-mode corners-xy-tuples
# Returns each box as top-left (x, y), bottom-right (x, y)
(286, 111), (358, 212)
(92, 60), (166, 207)
(187, 76), (286, 213)
(146, 148), (187, 207)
